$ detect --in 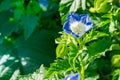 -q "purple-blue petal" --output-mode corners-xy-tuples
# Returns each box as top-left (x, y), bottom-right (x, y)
(85, 22), (93, 31)
(86, 22), (93, 26)
(71, 32), (84, 38)
(64, 73), (80, 80)
(63, 21), (72, 33)
(67, 12), (81, 23)
(79, 14), (90, 24)
(63, 12), (93, 38)
(71, 32), (80, 38)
